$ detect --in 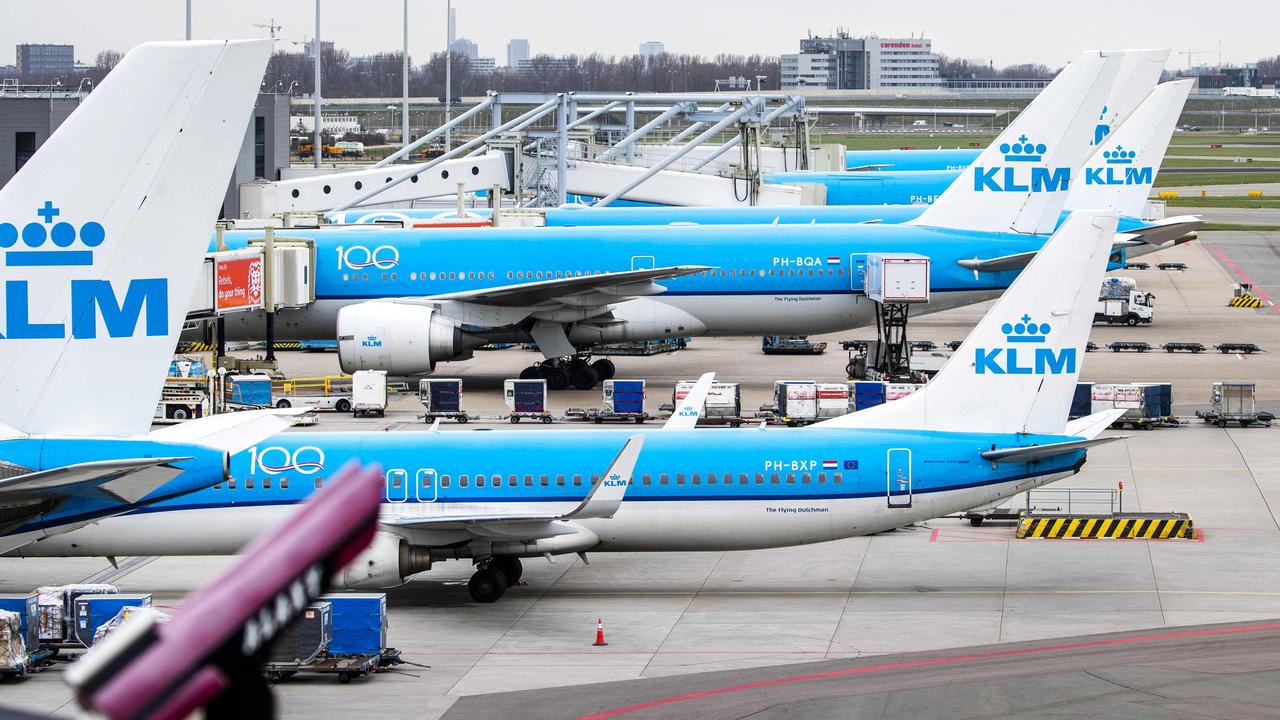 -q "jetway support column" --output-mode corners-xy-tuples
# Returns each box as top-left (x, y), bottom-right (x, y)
(624, 98), (635, 164)
(556, 94), (568, 206)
